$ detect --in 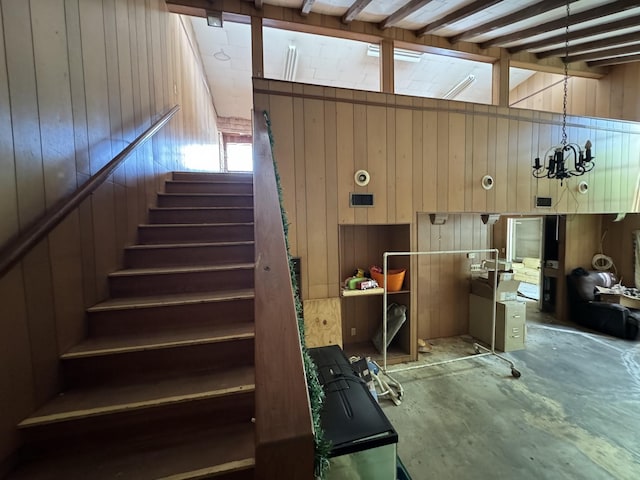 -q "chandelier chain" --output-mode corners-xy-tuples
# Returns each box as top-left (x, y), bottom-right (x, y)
(562, 1), (569, 146)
